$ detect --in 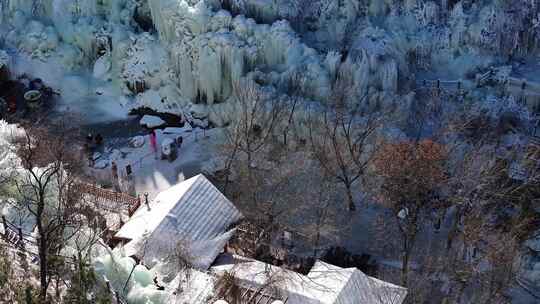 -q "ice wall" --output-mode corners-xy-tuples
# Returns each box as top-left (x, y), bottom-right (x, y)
(94, 249), (169, 304)
(2, 0), (540, 123)
(149, 0), (332, 105)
